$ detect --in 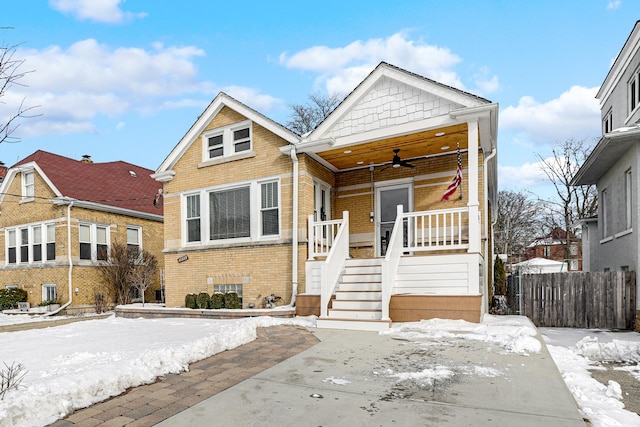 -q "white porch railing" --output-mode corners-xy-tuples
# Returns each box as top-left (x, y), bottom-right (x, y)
(381, 205), (405, 321)
(405, 207), (470, 251)
(308, 211), (350, 317)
